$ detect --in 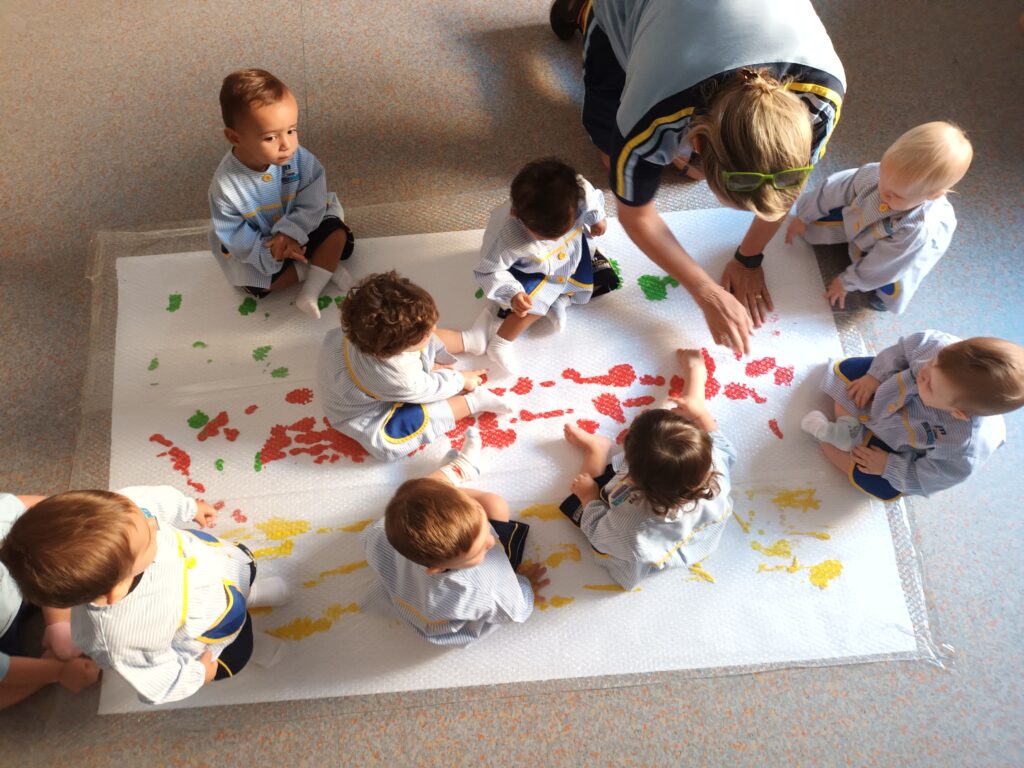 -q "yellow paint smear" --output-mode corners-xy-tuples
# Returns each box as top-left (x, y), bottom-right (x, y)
(518, 503), (563, 521)
(583, 583), (640, 592)
(316, 527), (333, 534)
(750, 539), (793, 558)
(789, 530), (831, 540)
(267, 602), (359, 641)
(687, 563), (715, 583)
(809, 559), (843, 589)
(302, 560), (369, 588)
(339, 518), (374, 533)
(758, 557), (802, 574)
(539, 595), (575, 610)
(256, 517), (311, 540)
(771, 488), (820, 512)
(215, 526), (249, 540)
(248, 606), (274, 616)
(251, 539), (294, 560)
(732, 510), (753, 534)
(544, 544), (581, 568)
